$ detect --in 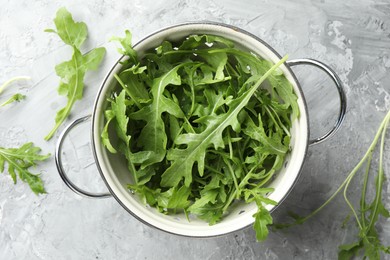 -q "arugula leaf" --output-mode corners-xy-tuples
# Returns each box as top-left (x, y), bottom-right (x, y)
(242, 114), (288, 156)
(253, 204), (273, 241)
(115, 66), (149, 109)
(110, 30), (138, 63)
(107, 90), (139, 181)
(188, 190), (219, 212)
(0, 93), (26, 107)
(189, 203), (224, 225)
(0, 76), (31, 108)
(0, 143), (50, 194)
(179, 34), (235, 50)
(129, 64), (189, 167)
(45, 7), (106, 140)
(111, 90), (131, 146)
(242, 188), (277, 241)
(167, 185), (191, 209)
(101, 110), (116, 153)
(338, 242), (362, 260)
(45, 7), (87, 49)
